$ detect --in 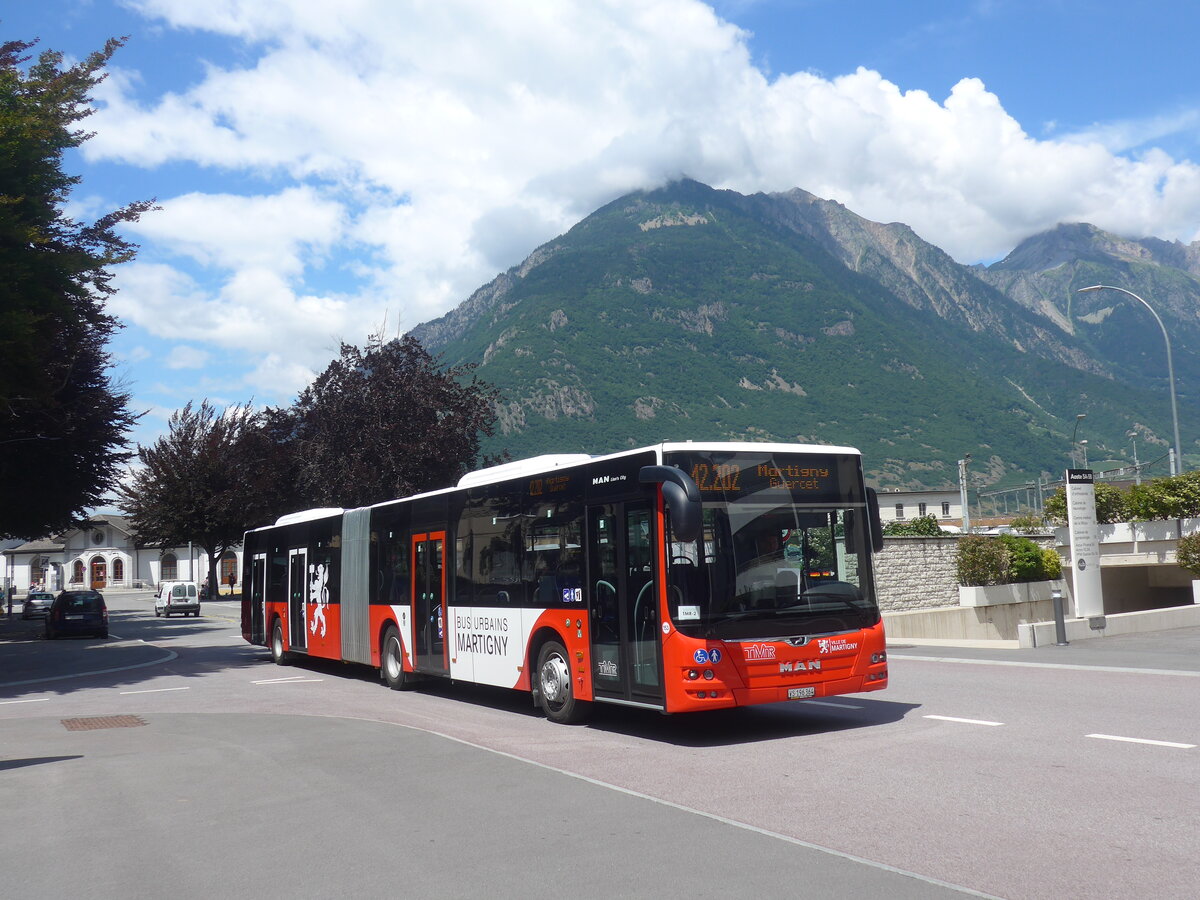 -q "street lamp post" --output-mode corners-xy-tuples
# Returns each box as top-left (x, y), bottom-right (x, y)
(1077, 285), (1183, 475)
(1070, 413), (1086, 468)
(1079, 439), (1088, 469)
(1128, 430), (1141, 485)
